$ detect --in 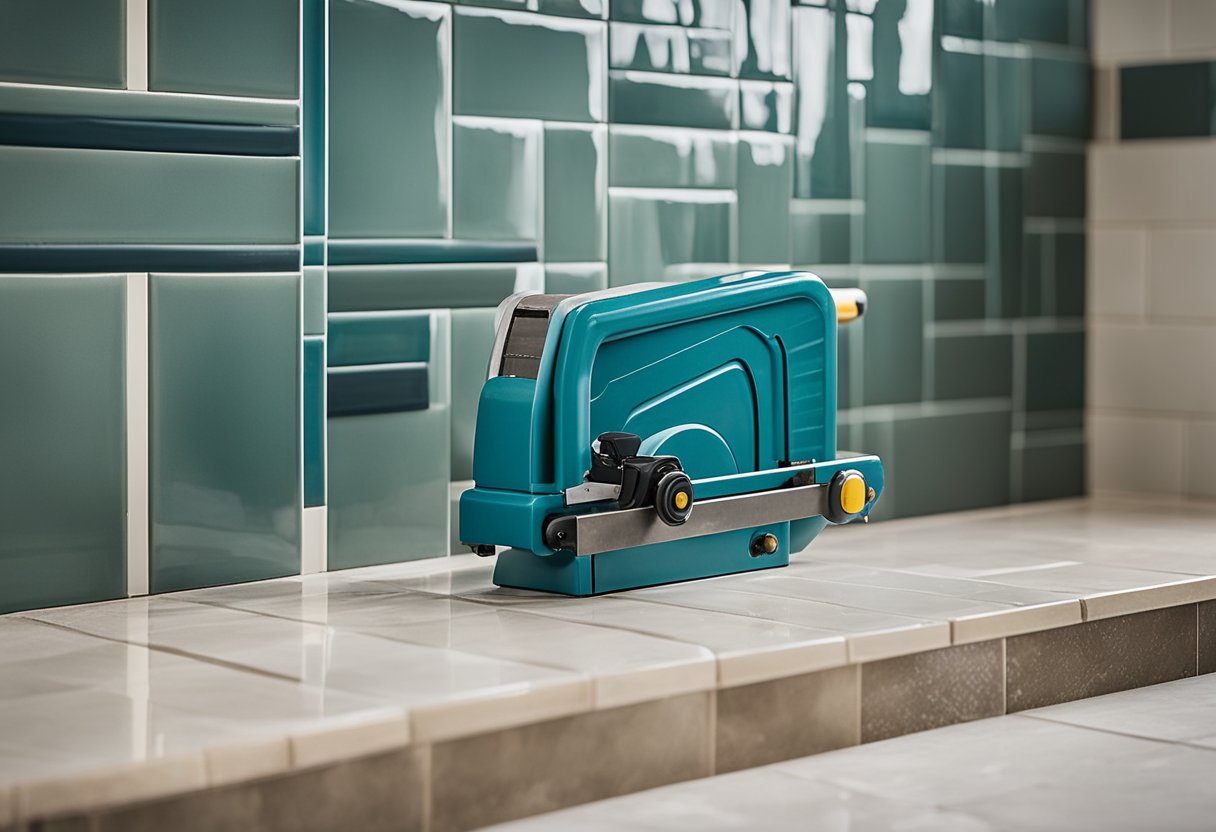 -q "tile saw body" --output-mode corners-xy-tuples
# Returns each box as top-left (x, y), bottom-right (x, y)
(460, 270), (884, 595)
